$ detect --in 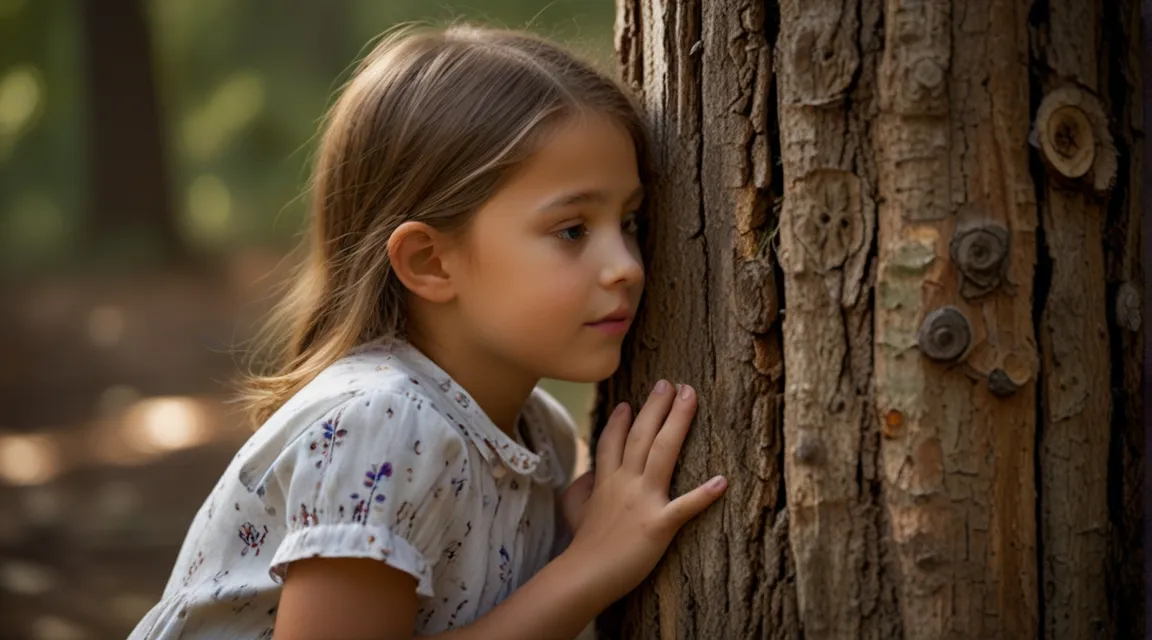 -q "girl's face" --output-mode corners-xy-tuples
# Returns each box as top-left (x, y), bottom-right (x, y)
(451, 112), (645, 382)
